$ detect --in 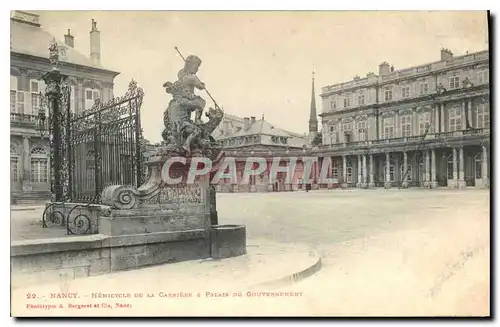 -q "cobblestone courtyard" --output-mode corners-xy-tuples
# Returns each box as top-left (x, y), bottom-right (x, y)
(11, 188), (490, 315)
(11, 188), (489, 245)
